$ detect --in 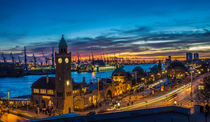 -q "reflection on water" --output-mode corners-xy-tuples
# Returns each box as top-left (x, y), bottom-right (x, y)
(0, 64), (156, 98)
(91, 72), (96, 79)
